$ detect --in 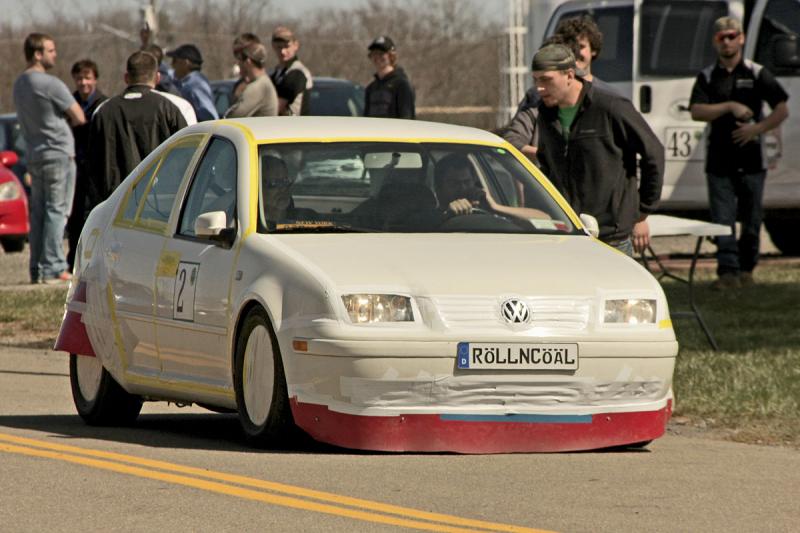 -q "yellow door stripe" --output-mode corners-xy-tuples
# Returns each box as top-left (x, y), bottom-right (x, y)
(0, 433), (549, 533)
